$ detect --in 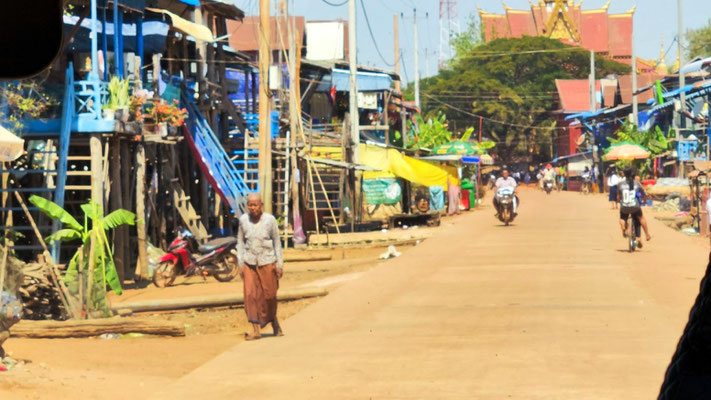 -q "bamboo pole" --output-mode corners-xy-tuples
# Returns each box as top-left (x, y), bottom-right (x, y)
(306, 162), (323, 244)
(13, 191), (78, 319)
